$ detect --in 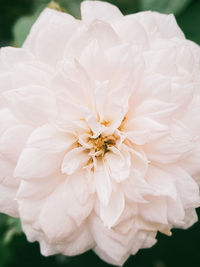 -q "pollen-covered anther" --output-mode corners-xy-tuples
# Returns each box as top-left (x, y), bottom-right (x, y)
(89, 134), (116, 156)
